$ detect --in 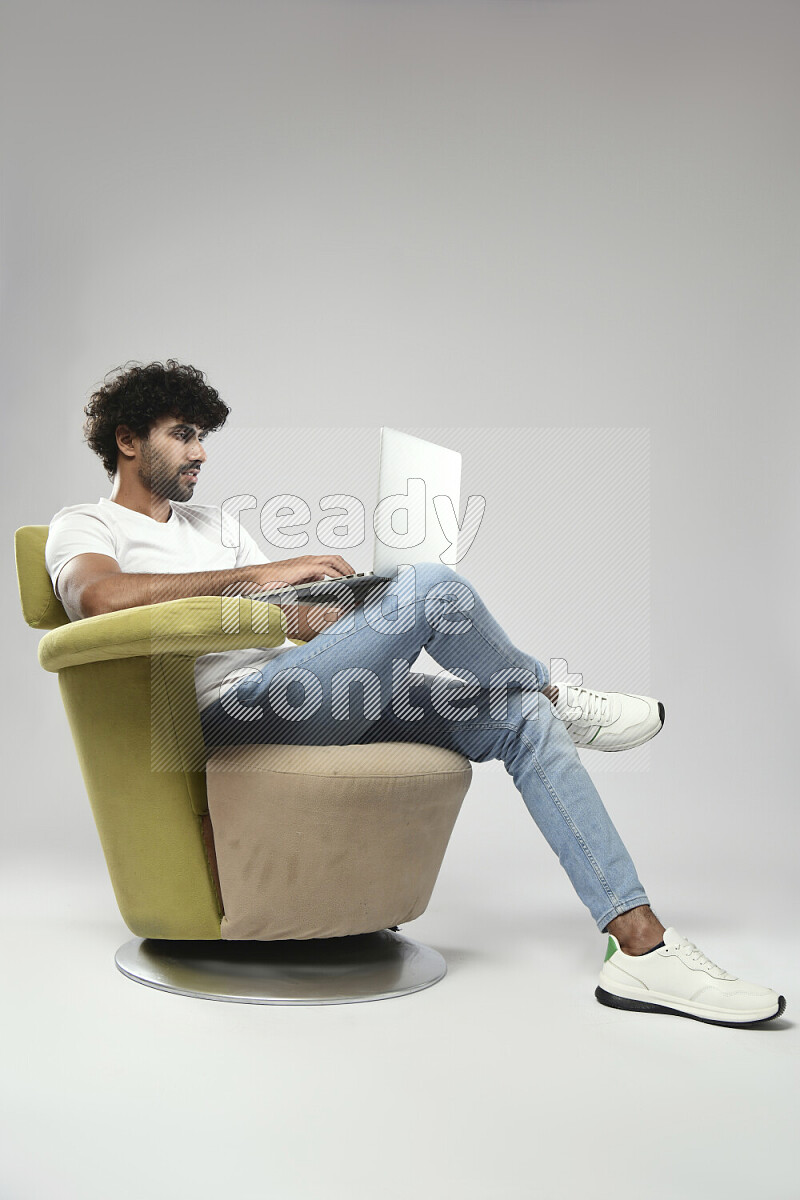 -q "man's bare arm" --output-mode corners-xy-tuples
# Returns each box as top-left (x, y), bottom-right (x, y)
(59, 552), (356, 620)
